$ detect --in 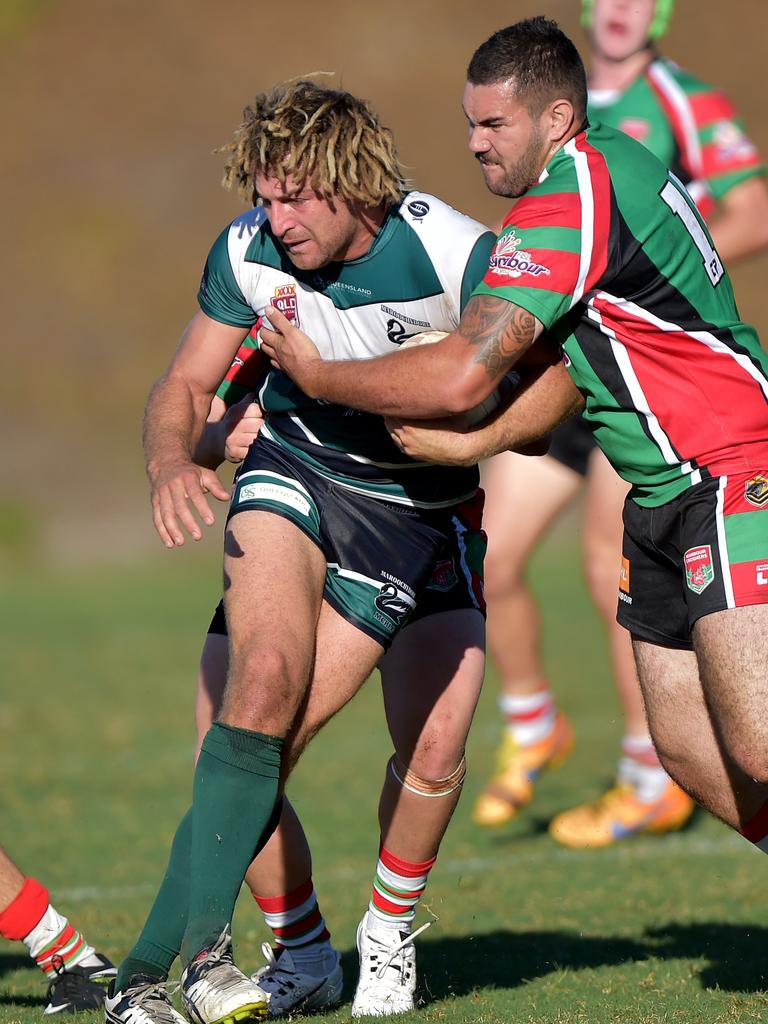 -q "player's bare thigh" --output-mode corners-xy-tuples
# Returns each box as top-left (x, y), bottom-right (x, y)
(693, 604), (768, 783)
(196, 600), (383, 769)
(379, 609), (485, 778)
(481, 451), (582, 585)
(221, 509), (327, 733)
(634, 633), (768, 826)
